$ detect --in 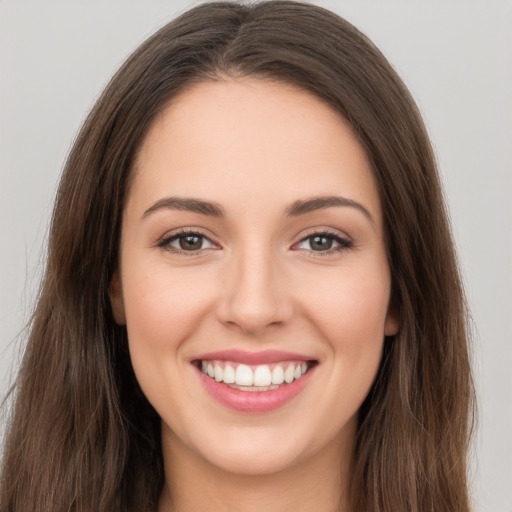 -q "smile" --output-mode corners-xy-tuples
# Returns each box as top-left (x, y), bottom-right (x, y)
(200, 360), (311, 390)
(192, 350), (317, 413)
